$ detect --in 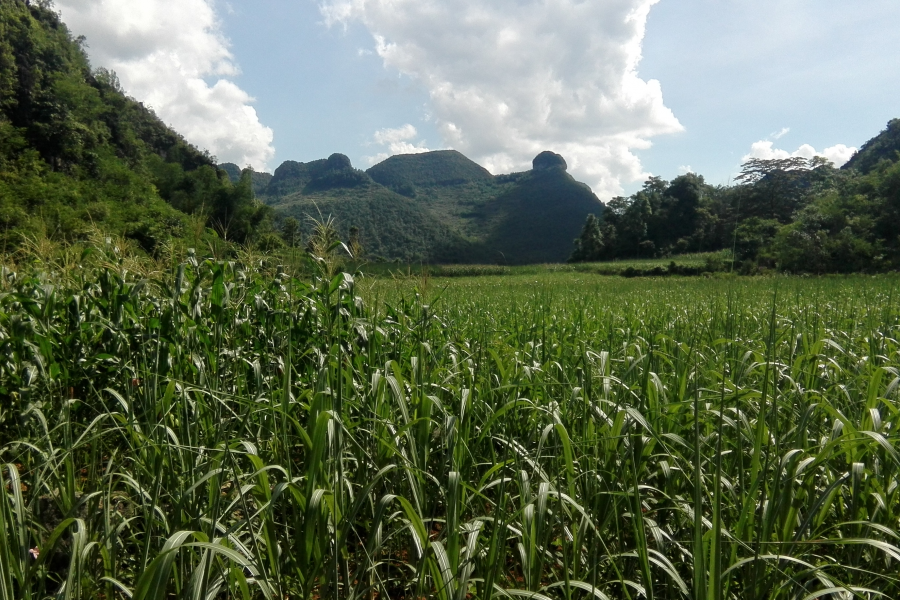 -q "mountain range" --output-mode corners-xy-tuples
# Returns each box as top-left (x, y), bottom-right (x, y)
(219, 149), (605, 264)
